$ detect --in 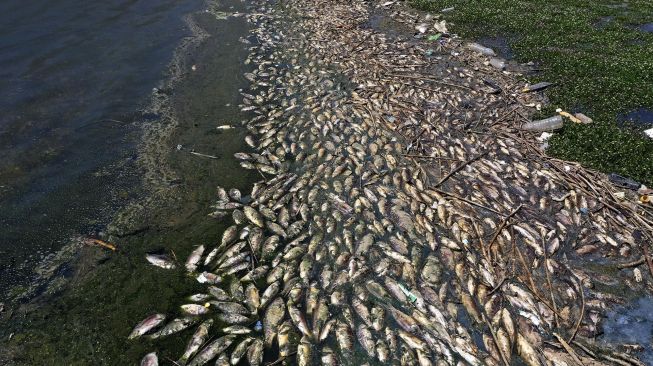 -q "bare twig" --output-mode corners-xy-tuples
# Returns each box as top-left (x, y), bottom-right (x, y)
(487, 204), (523, 252)
(553, 333), (585, 366)
(434, 150), (488, 187)
(616, 256), (646, 269)
(567, 278), (585, 345)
